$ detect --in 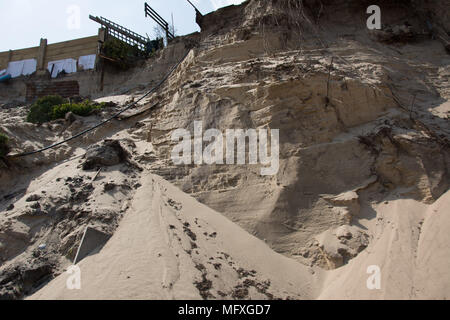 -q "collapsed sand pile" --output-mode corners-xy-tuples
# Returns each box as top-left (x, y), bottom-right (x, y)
(0, 0), (449, 299)
(30, 174), (319, 300)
